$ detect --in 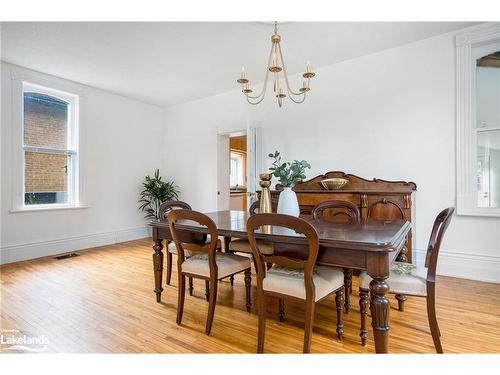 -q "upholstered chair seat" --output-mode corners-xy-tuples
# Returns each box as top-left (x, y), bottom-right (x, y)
(168, 242), (192, 257)
(168, 238), (221, 258)
(182, 252), (251, 279)
(229, 238), (274, 255)
(264, 266), (344, 301)
(359, 264), (428, 297)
